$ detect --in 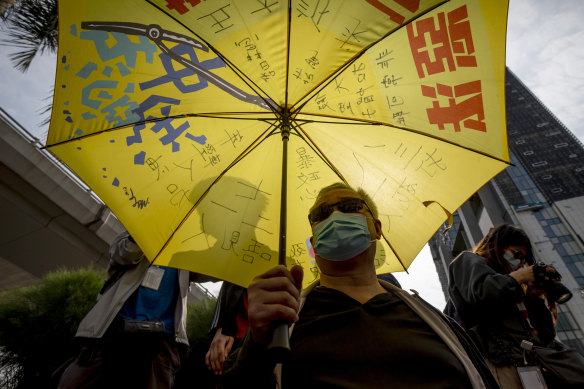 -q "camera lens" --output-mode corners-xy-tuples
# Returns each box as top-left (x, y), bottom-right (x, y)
(545, 280), (573, 304)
